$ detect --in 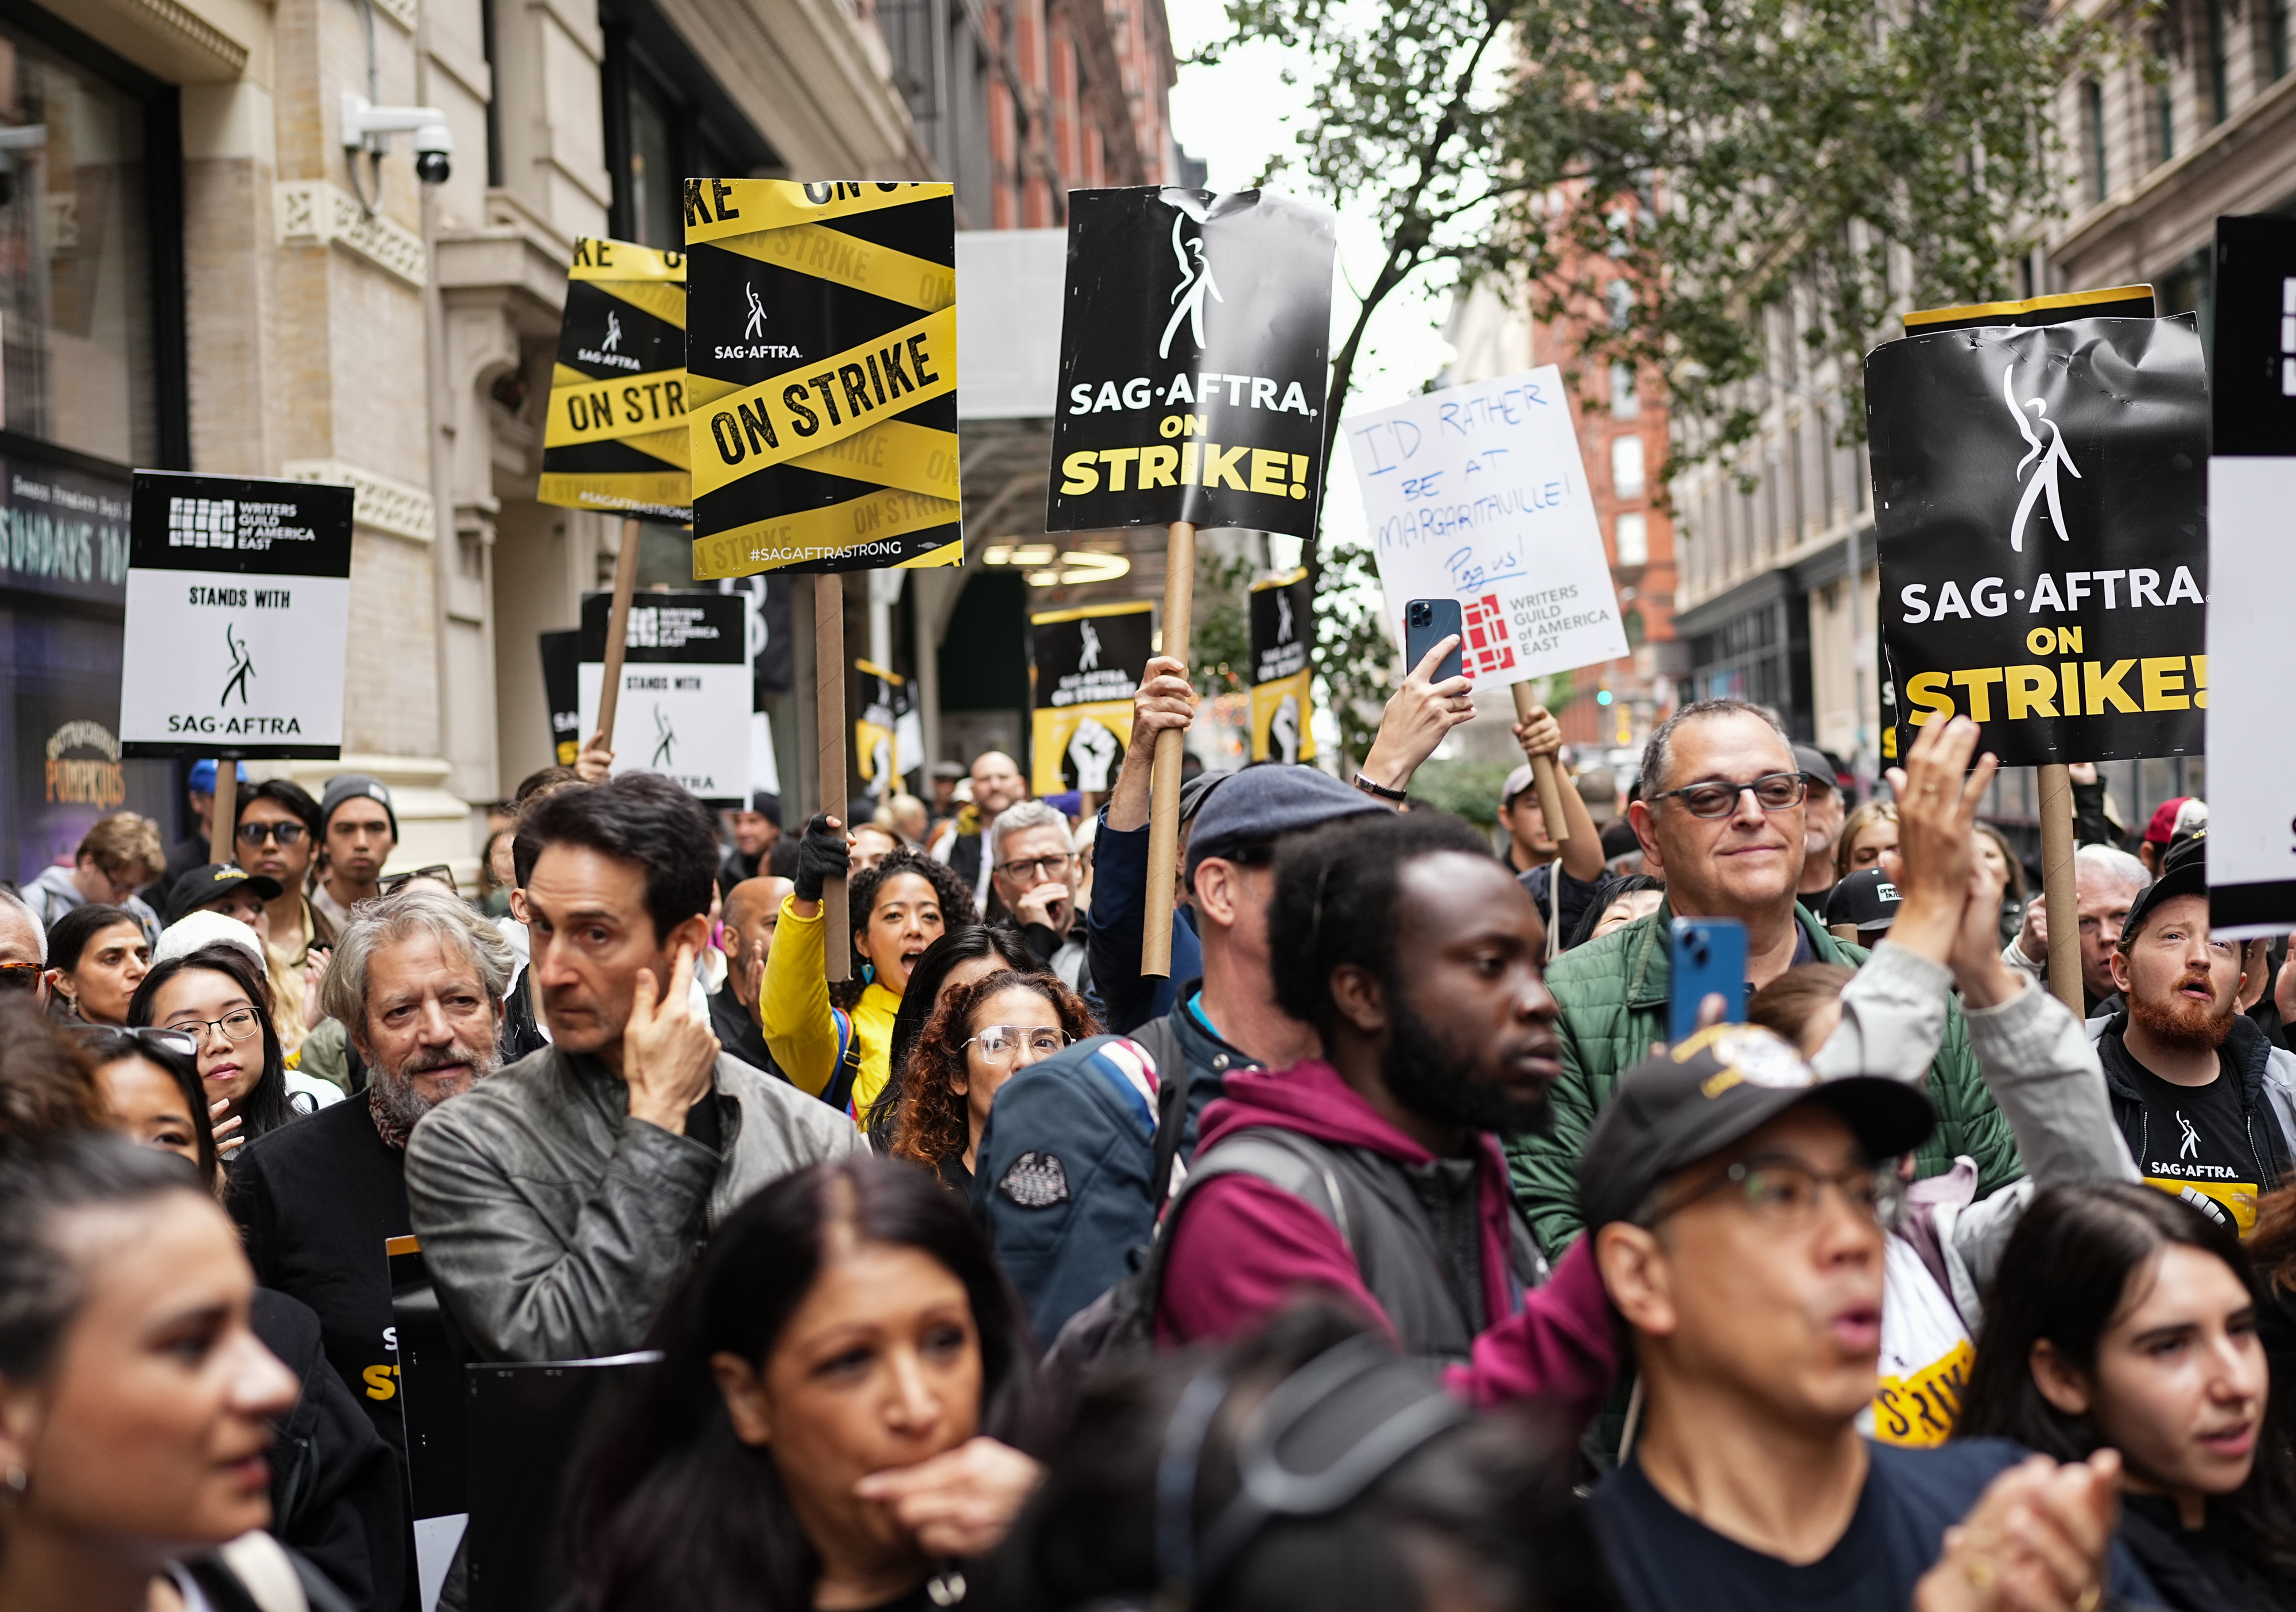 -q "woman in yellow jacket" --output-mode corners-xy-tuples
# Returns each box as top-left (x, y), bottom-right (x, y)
(759, 816), (980, 1127)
